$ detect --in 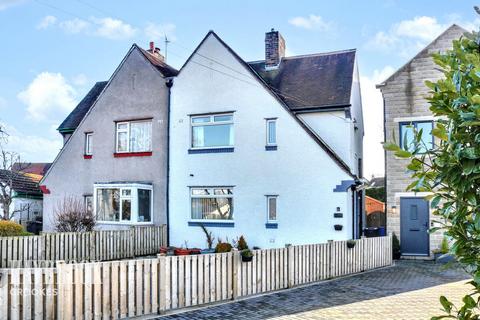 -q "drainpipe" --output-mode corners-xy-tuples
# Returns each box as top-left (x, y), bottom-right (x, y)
(165, 77), (174, 246)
